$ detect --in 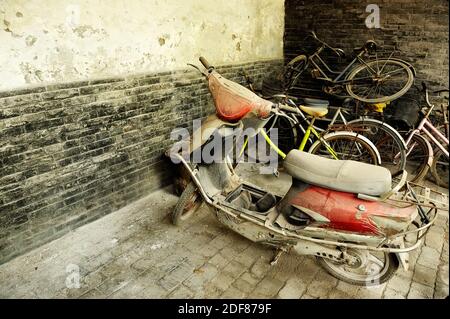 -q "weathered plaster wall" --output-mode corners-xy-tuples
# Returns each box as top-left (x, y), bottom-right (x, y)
(0, 0), (284, 91)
